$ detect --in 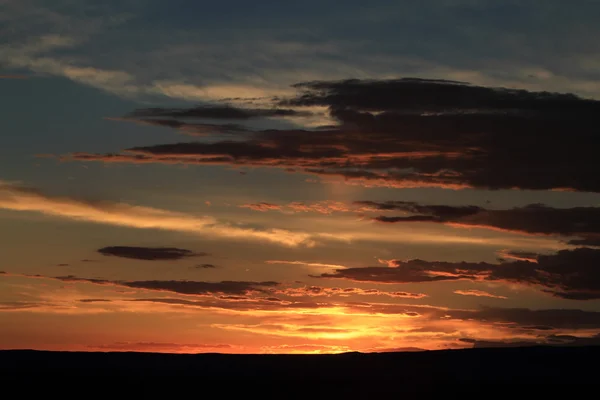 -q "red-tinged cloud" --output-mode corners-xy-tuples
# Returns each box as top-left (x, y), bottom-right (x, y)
(240, 202), (282, 212)
(240, 200), (357, 214)
(497, 250), (539, 263)
(316, 247), (600, 300)
(362, 201), (600, 246)
(0, 181), (315, 247)
(454, 290), (507, 299)
(58, 78), (600, 193)
(274, 286), (427, 299)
